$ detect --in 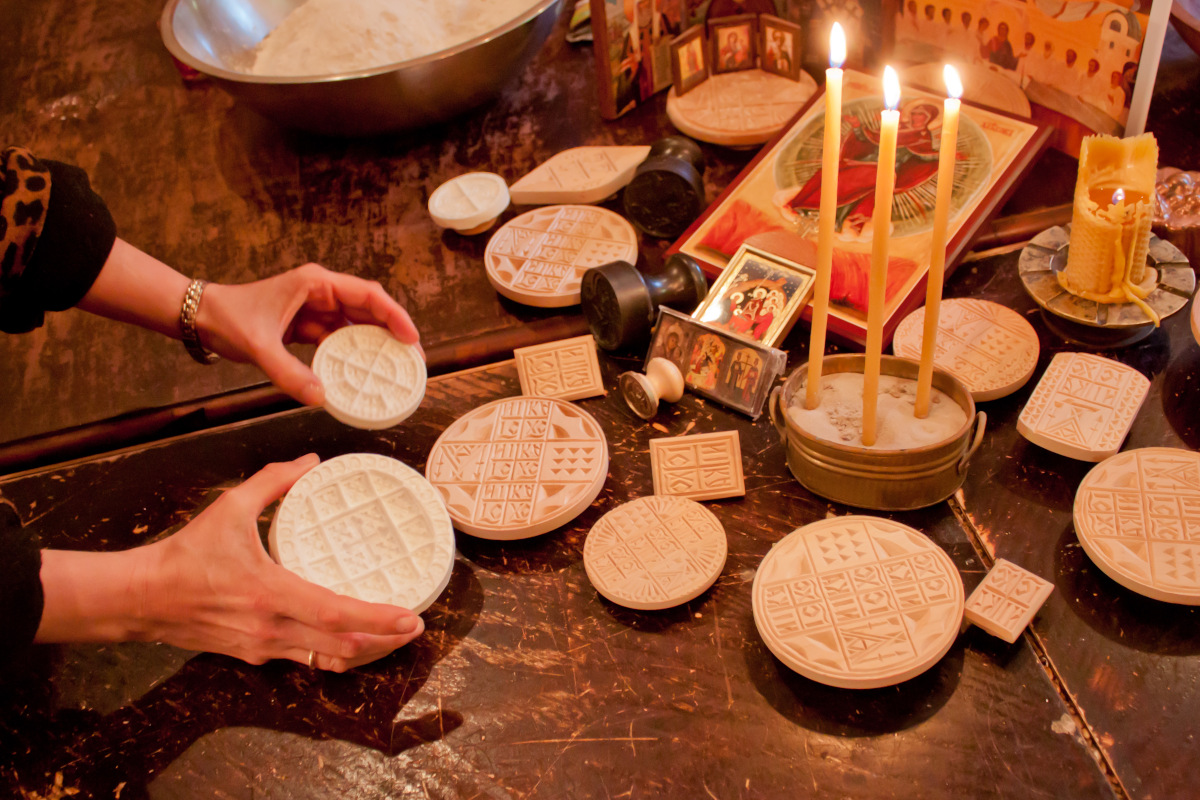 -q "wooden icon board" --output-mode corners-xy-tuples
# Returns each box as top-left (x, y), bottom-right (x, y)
(425, 397), (609, 539)
(964, 559), (1054, 643)
(583, 495), (728, 610)
(484, 205), (639, 308)
(1074, 447), (1200, 604)
(311, 325), (426, 430)
(269, 454), (456, 614)
(752, 515), (964, 689)
(666, 68), (818, 147)
(891, 298), (1040, 402)
(1017, 352), (1149, 462)
(514, 334), (605, 401)
(509, 146), (651, 206)
(427, 172), (510, 234)
(649, 430), (745, 501)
